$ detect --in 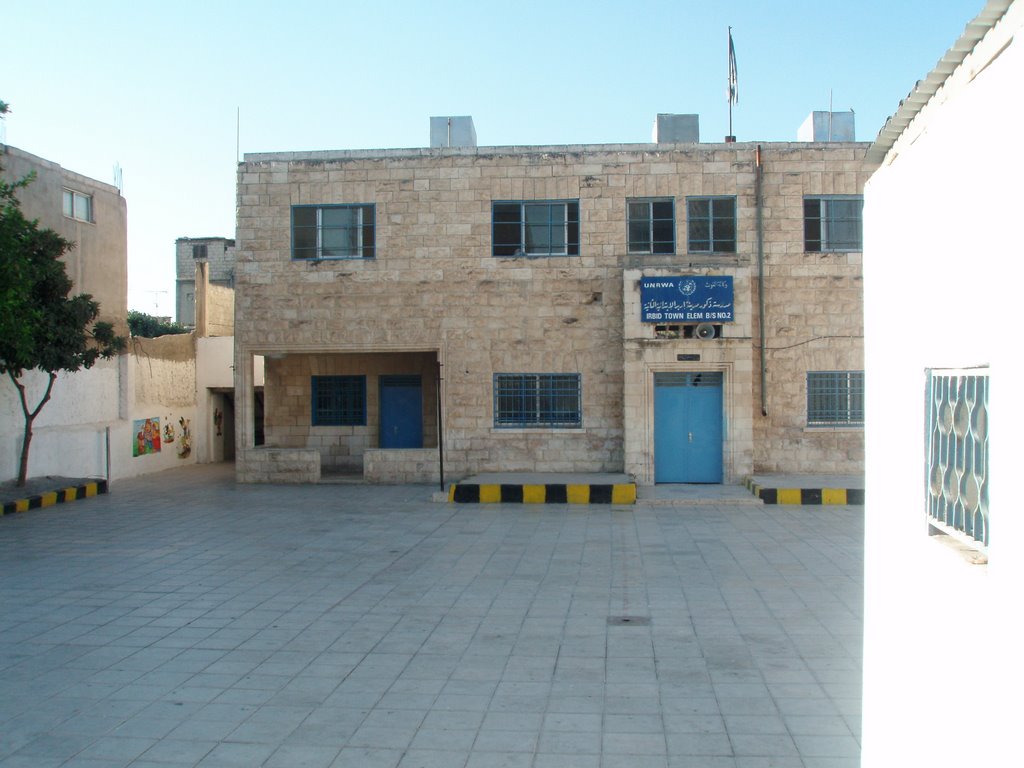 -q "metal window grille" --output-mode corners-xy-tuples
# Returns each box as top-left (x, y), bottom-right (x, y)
(807, 371), (864, 426)
(804, 196), (863, 251)
(492, 201), (580, 257)
(292, 204), (375, 260)
(192, 244), (208, 260)
(686, 196), (736, 253)
(312, 375), (367, 426)
(925, 370), (989, 549)
(494, 373), (581, 427)
(627, 198), (675, 254)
